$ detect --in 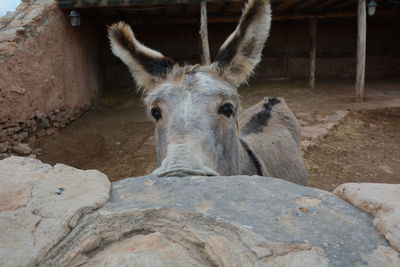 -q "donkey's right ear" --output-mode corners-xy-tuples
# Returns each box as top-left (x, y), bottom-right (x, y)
(108, 22), (176, 91)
